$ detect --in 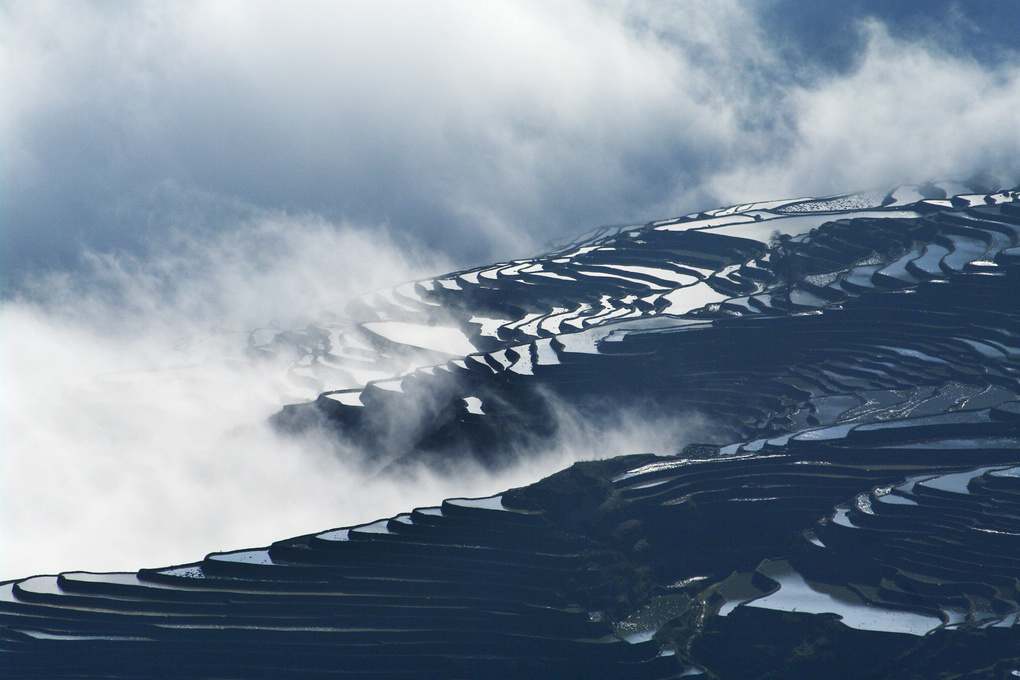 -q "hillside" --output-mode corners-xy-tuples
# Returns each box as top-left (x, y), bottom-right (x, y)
(4, 183), (1020, 678)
